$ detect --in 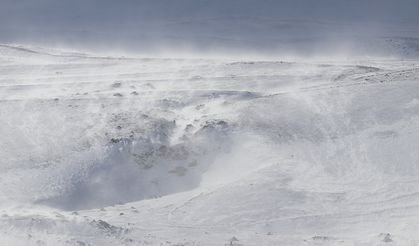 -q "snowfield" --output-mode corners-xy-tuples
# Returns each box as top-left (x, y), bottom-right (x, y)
(1, 44), (419, 245)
